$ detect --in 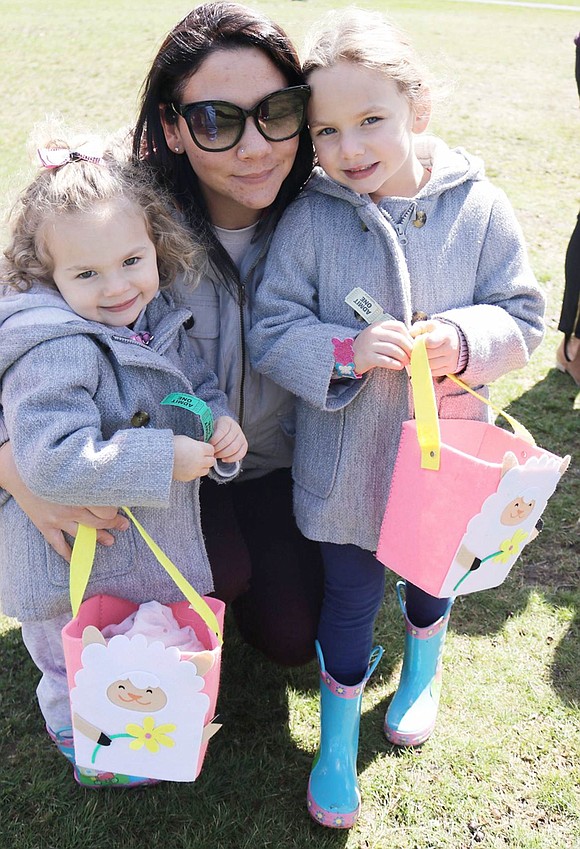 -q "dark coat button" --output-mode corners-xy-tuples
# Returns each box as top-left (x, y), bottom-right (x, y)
(131, 411), (150, 428)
